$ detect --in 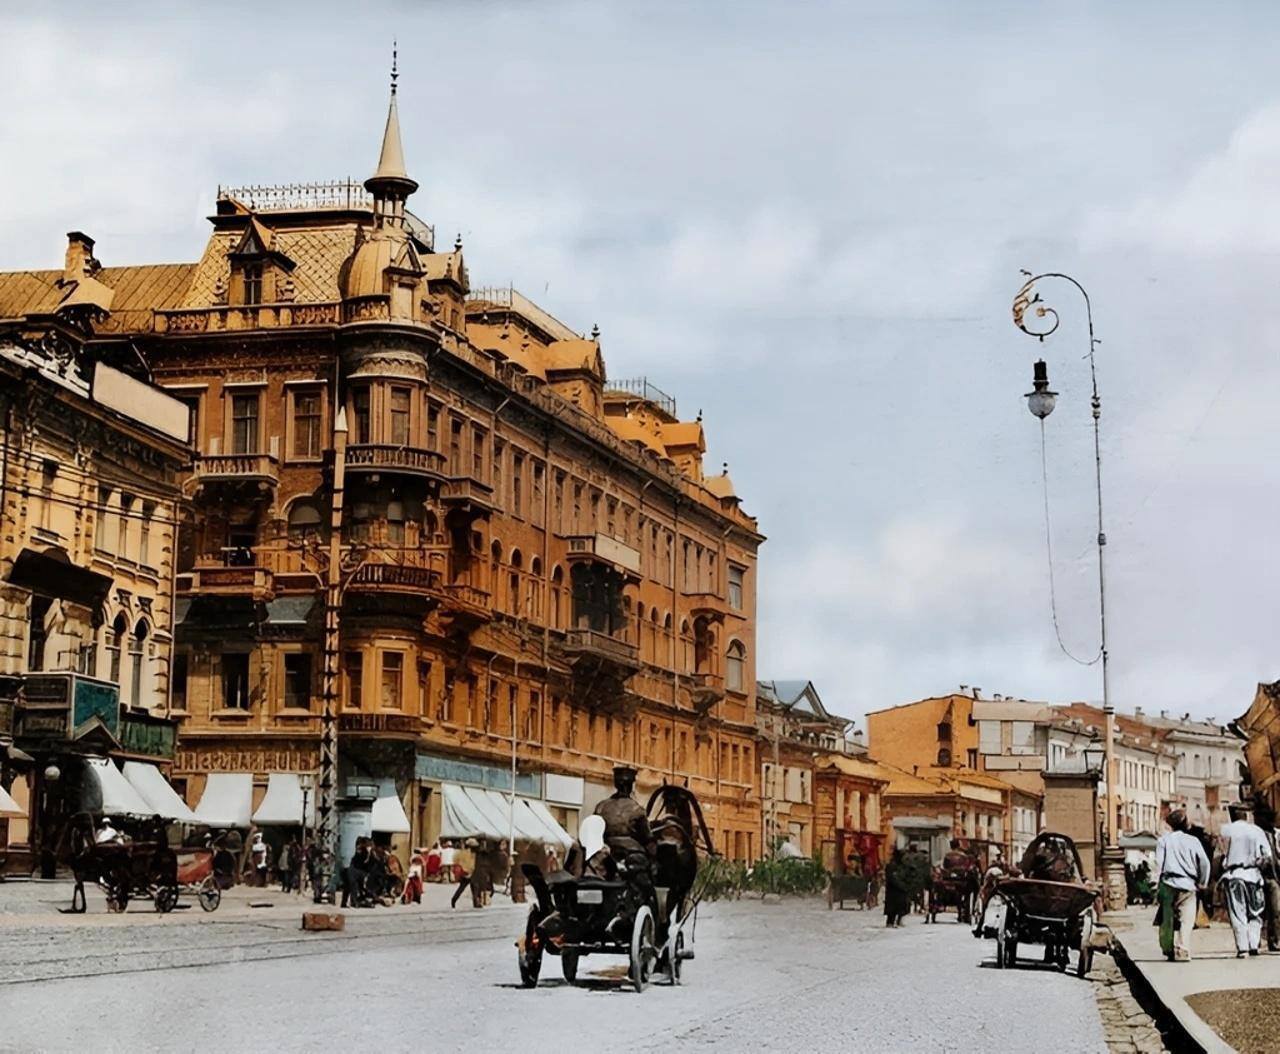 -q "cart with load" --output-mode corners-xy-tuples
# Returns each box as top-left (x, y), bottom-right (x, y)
(516, 783), (717, 992)
(979, 832), (1104, 977)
